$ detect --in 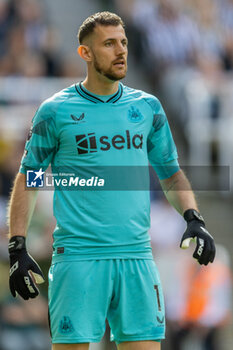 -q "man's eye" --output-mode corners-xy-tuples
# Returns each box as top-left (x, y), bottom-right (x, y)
(105, 42), (112, 47)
